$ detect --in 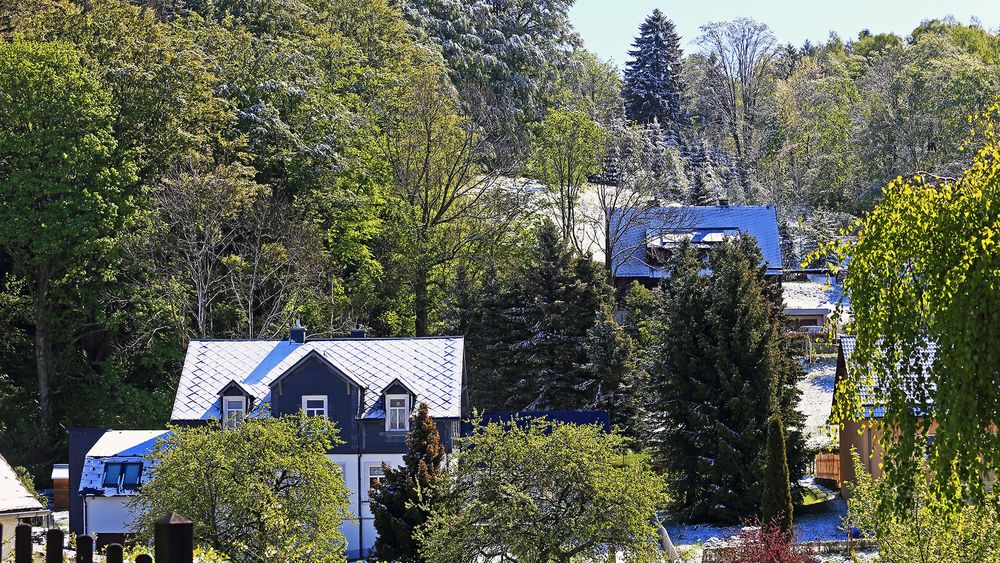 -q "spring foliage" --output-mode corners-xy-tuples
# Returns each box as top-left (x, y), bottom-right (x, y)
(828, 104), (1000, 508)
(417, 418), (669, 562)
(130, 415), (351, 562)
